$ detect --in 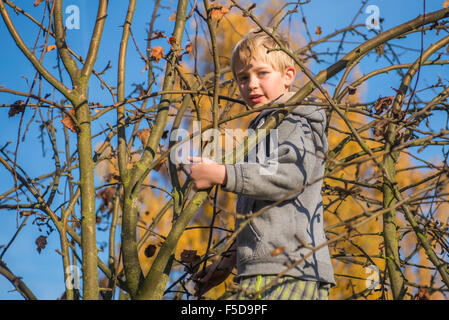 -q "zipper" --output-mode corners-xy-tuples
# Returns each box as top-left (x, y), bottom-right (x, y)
(249, 220), (262, 241)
